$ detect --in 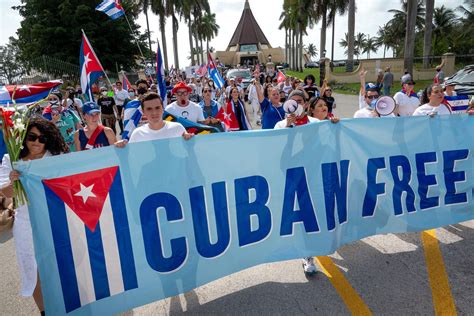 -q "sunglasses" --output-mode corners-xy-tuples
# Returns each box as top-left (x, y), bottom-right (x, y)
(26, 133), (47, 144)
(203, 90), (211, 93)
(367, 95), (379, 100)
